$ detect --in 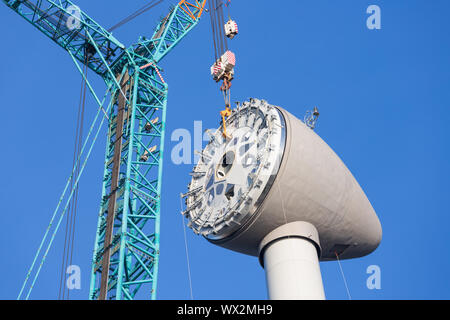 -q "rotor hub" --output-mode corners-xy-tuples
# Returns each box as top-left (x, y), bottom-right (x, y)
(183, 99), (286, 240)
